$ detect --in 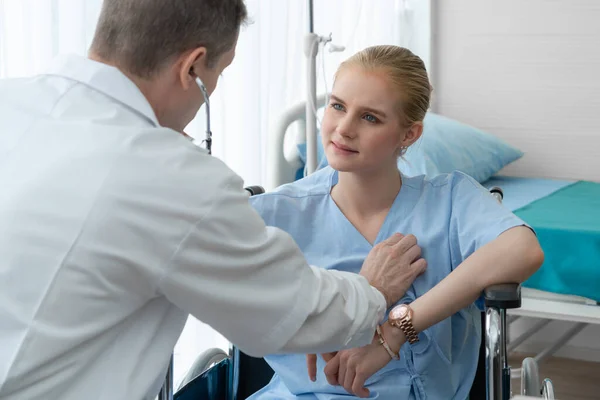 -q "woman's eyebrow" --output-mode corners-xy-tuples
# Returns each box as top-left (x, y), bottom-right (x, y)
(362, 106), (387, 118)
(330, 94), (387, 118)
(330, 94), (345, 104)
